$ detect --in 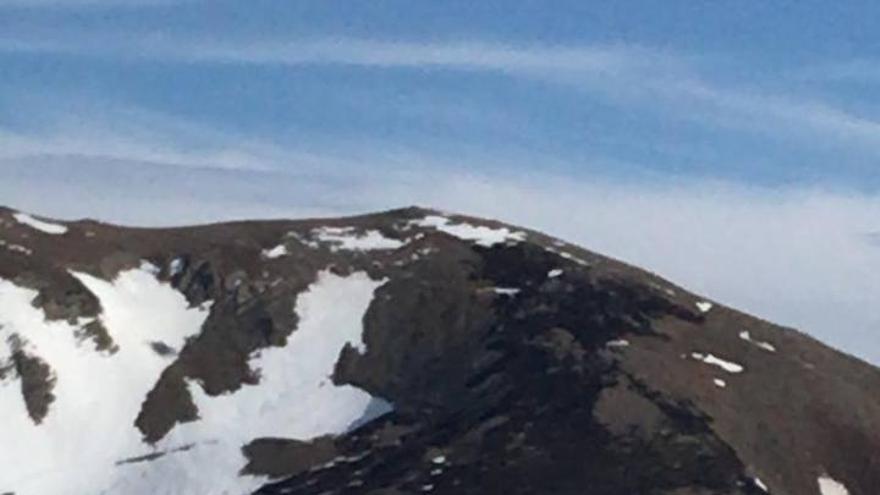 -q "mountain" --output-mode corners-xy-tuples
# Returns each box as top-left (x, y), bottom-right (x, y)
(0, 206), (876, 495)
